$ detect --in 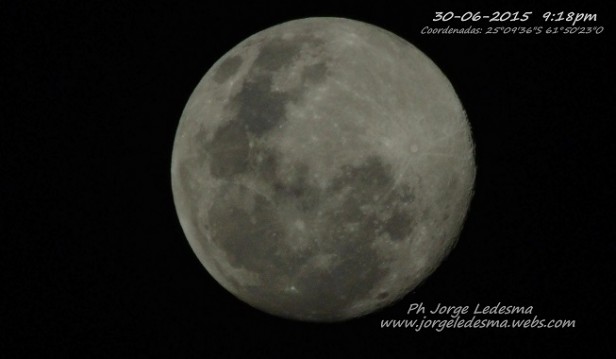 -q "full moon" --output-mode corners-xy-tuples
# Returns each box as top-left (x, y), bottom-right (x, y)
(171, 18), (475, 322)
